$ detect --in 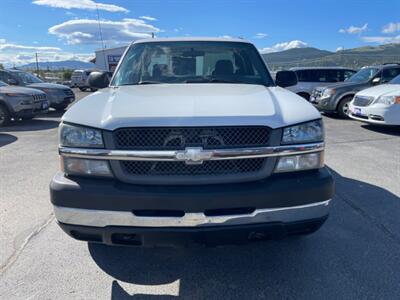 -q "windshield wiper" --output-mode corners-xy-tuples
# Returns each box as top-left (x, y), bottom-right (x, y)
(185, 78), (239, 84)
(137, 80), (162, 85)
